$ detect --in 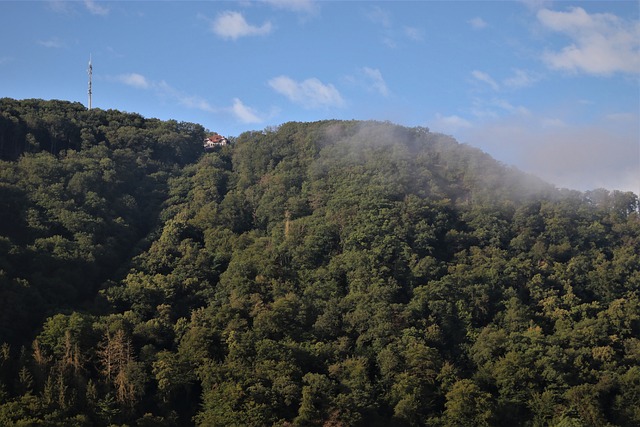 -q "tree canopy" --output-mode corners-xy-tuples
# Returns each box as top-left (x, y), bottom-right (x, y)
(0, 99), (638, 426)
